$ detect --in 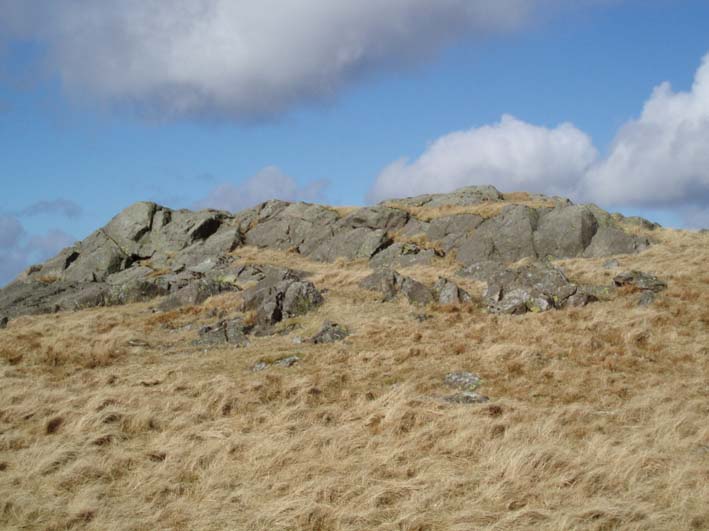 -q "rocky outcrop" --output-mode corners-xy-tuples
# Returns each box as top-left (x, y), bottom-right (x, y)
(0, 185), (658, 319)
(613, 271), (668, 293)
(241, 272), (323, 327)
(195, 318), (250, 347)
(482, 262), (596, 314)
(311, 321), (349, 344)
(433, 278), (472, 305)
(360, 269), (433, 305)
